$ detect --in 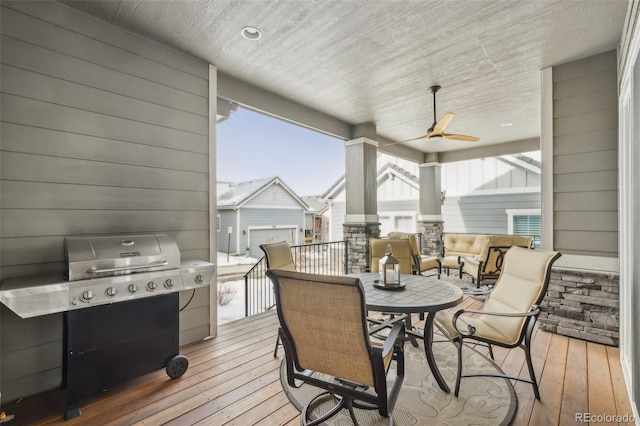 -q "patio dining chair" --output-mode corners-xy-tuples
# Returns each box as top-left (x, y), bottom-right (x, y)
(387, 232), (441, 278)
(260, 241), (296, 357)
(435, 246), (561, 400)
(267, 269), (405, 426)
